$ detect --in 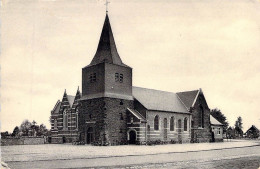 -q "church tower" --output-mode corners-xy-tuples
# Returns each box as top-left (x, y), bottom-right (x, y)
(79, 14), (134, 145)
